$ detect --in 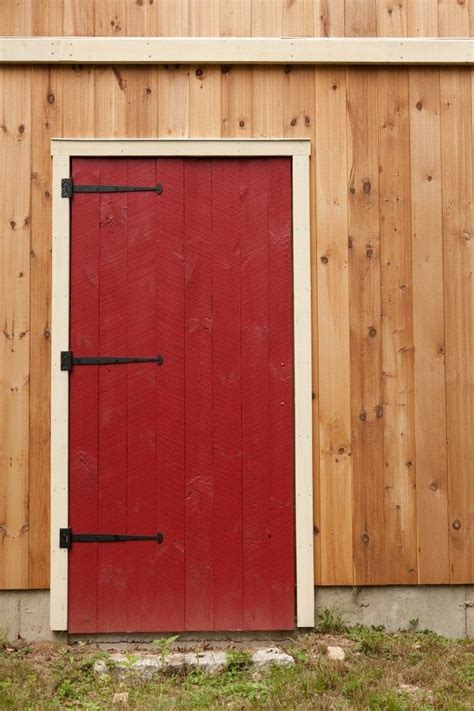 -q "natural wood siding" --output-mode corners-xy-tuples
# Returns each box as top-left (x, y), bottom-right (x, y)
(0, 0), (473, 589)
